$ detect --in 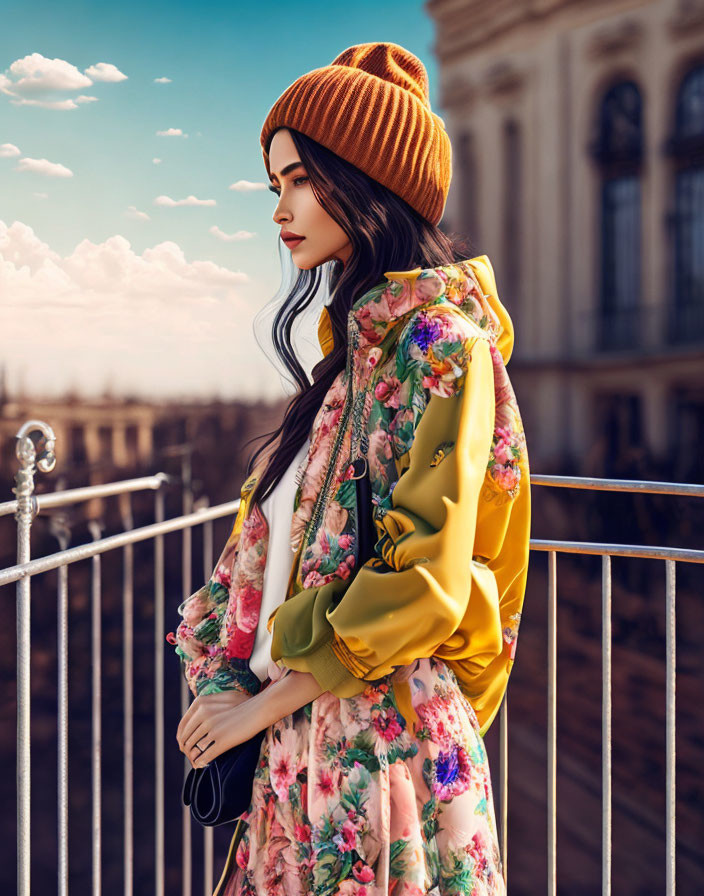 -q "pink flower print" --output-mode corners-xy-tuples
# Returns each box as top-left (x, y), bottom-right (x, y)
(366, 347), (383, 371)
(269, 728), (301, 802)
(467, 829), (489, 876)
(176, 629), (205, 660)
(374, 375), (402, 409)
(338, 533), (353, 550)
(235, 836), (250, 869)
(493, 428), (514, 464)
(324, 500), (348, 536)
(294, 821), (311, 843)
(492, 465), (519, 491)
(372, 706), (403, 742)
(235, 583), (262, 633)
(352, 860), (375, 883)
(302, 568), (329, 588)
(333, 818), (358, 853)
(382, 279), (413, 317)
(224, 624), (253, 660)
(414, 272), (445, 303)
(317, 766), (341, 799)
(212, 563), (232, 589)
(239, 541), (266, 587)
(181, 590), (211, 626)
(336, 554), (355, 580)
(244, 507), (267, 543)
